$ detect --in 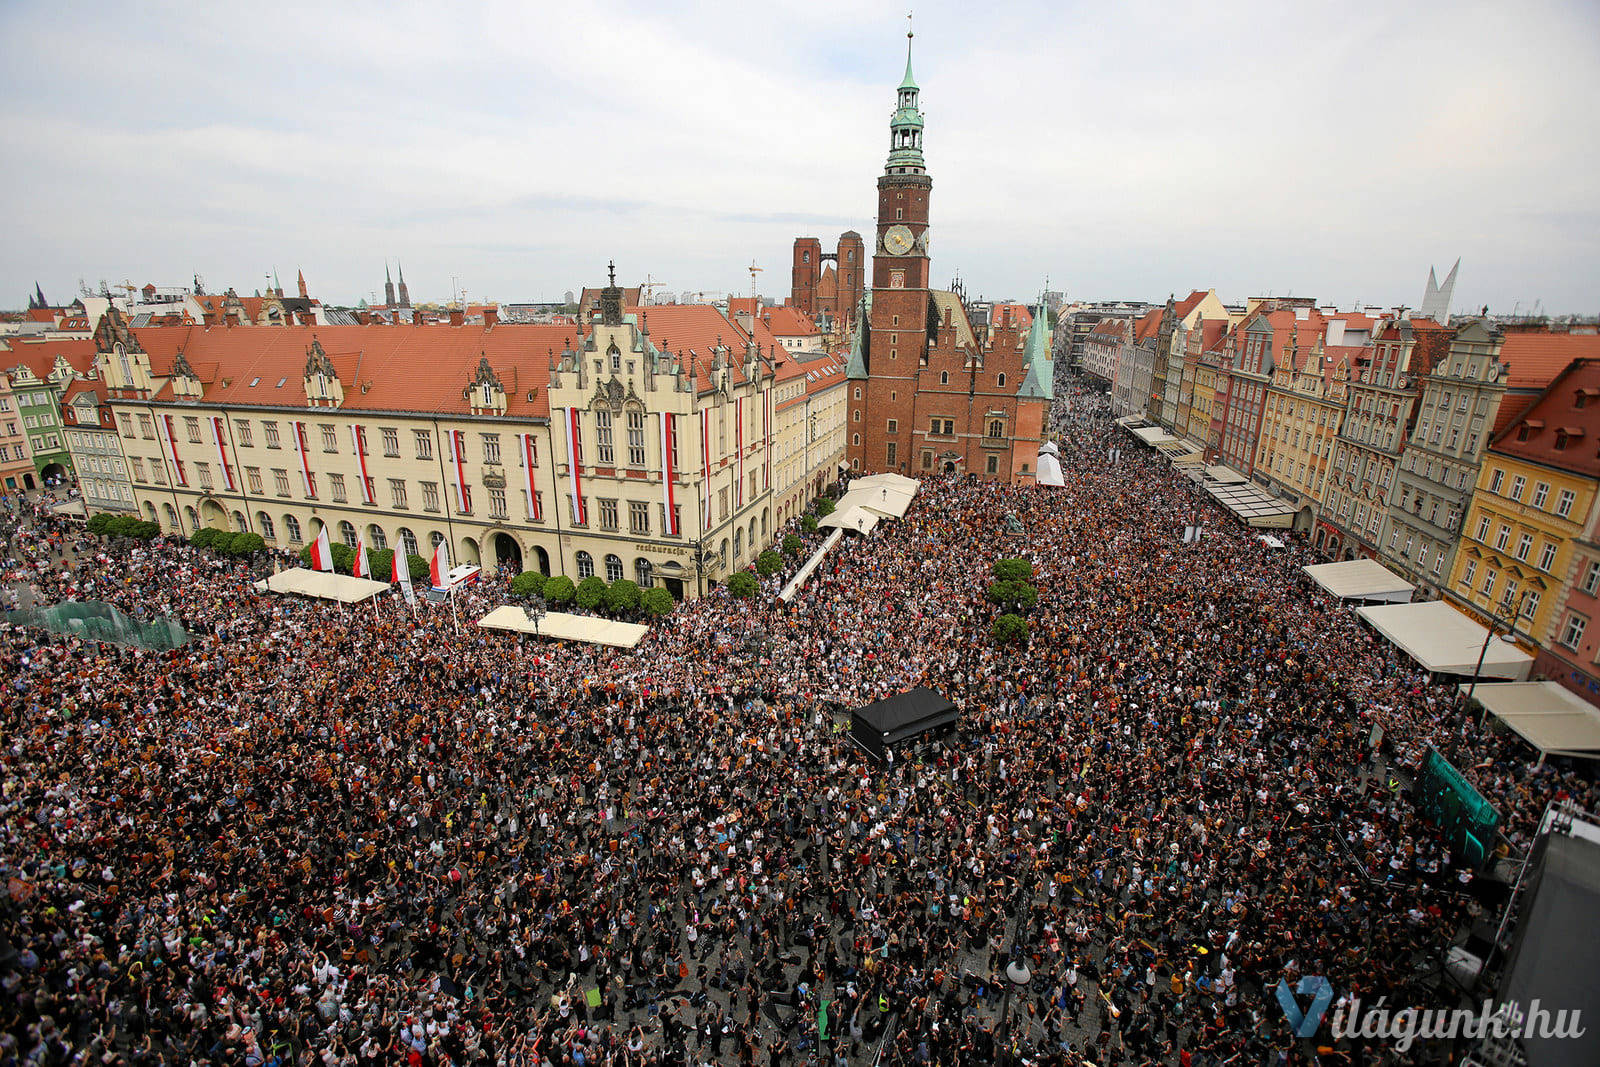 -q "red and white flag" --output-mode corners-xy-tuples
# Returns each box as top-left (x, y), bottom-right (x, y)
(350, 424), (374, 504)
(735, 396), (745, 507)
(700, 406), (712, 532)
(209, 416), (236, 491)
(563, 408), (587, 525)
(658, 412), (679, 536)
(157, 413), (187, 487)
(353, 530), (371, 578)
(309, 526), (334, 572)
(430, 538), (451, 590)
(517, 432), (542, 521)
(763, 387), (772, 491)
(445, 429), (469, 512)
(292, 421), (316, 498)
(392, 545), (416, 605)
